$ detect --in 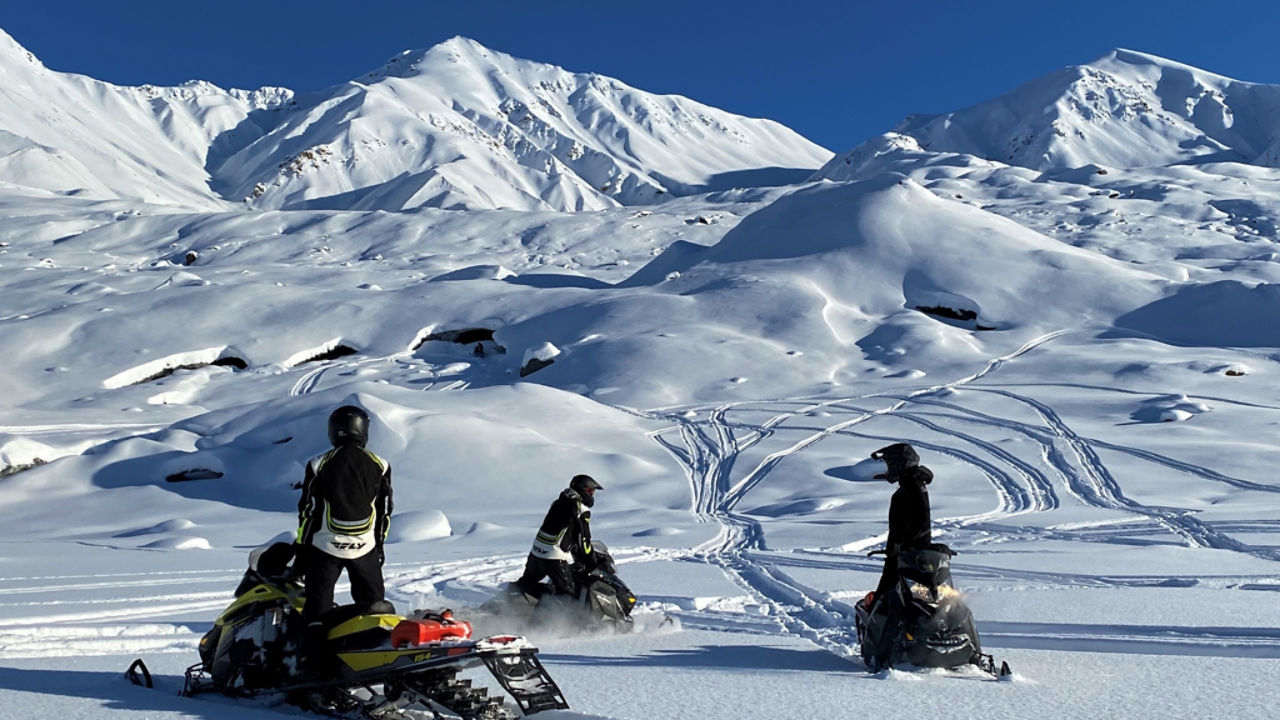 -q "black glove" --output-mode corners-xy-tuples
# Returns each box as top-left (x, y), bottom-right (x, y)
(376, 546), (385, 566)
